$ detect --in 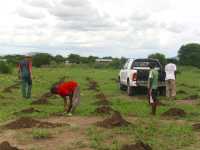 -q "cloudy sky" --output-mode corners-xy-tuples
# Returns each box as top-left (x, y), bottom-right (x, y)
(0, 0), (199, 57)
